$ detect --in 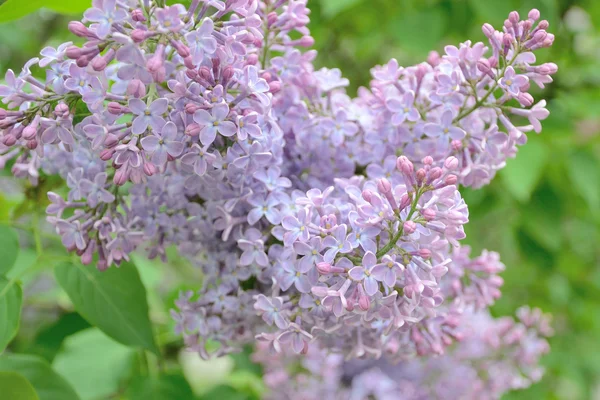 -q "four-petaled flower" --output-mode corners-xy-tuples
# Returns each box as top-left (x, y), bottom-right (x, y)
(499, 66), (529, 97)
(349, 251), (380, 296)
(140, 121), (185, 166)
(193, 103), (237, 146)
(129, 98), (168, 135)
